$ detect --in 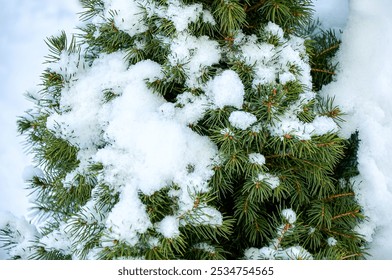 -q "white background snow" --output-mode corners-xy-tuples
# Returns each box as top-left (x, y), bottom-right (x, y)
(0, 0), (391, 259)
